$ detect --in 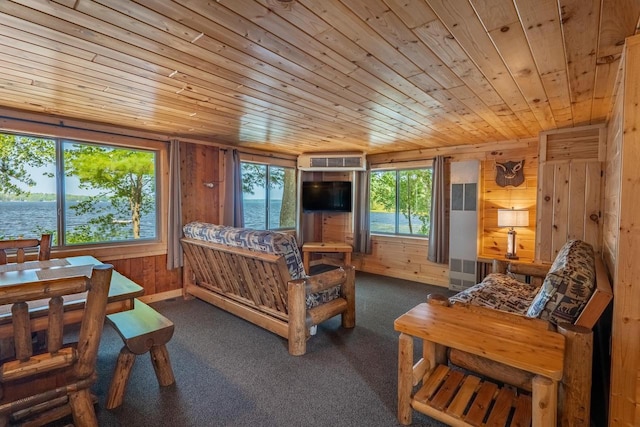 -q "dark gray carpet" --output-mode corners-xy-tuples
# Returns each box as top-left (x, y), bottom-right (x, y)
(83, 270), (454, 426)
